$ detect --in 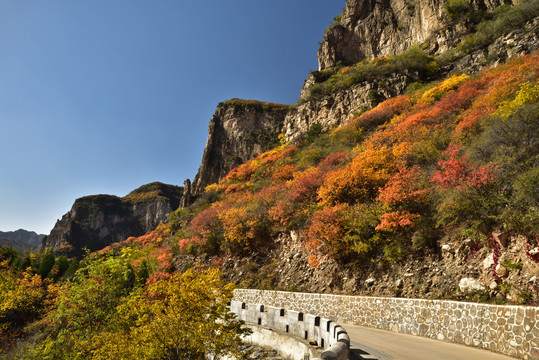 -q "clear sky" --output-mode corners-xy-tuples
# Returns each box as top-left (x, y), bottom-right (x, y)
(0, 0), (345, 235)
